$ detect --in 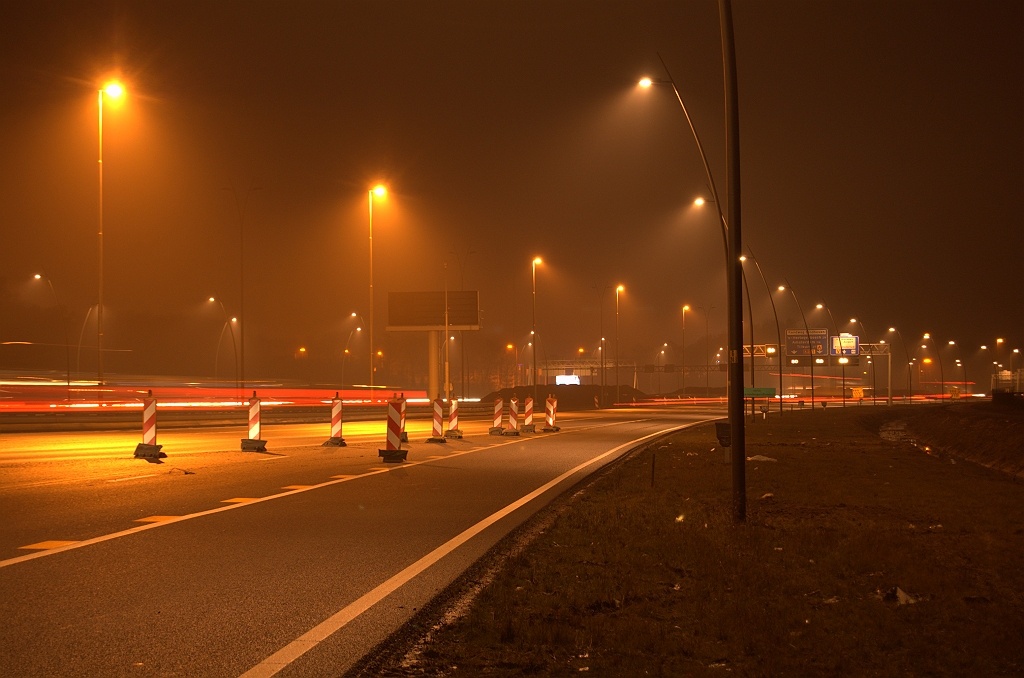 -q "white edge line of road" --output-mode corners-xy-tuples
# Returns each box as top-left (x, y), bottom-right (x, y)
(237, 419), (713, 678)
(0, 417), (648, 569)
